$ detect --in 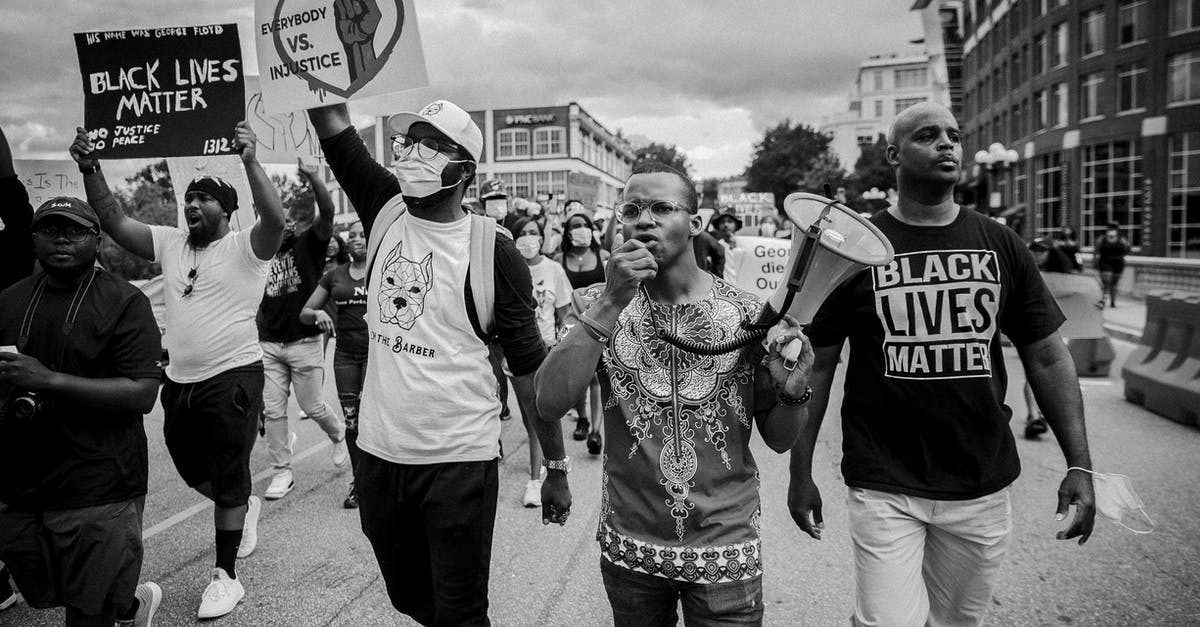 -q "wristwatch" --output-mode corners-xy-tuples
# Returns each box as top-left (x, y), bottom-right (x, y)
(542, 456), (571, 474)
